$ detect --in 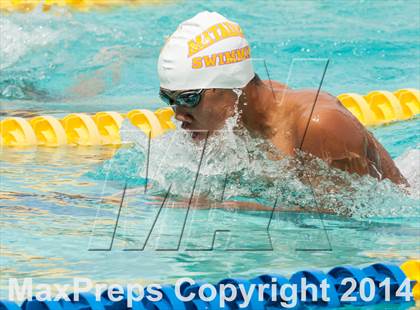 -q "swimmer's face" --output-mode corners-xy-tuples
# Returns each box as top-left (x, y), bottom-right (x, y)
(172, 89), (238, 141)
